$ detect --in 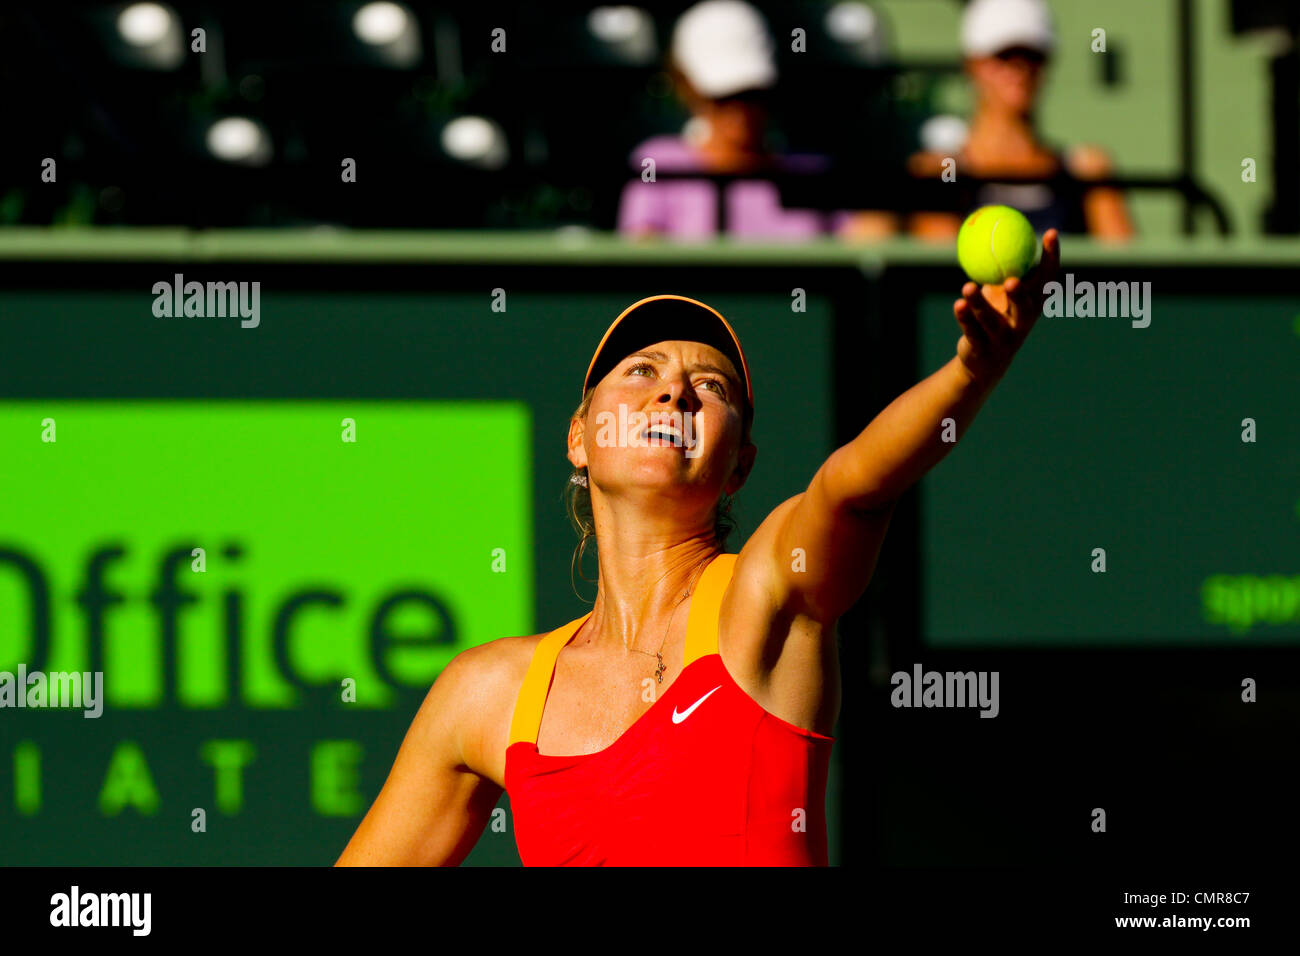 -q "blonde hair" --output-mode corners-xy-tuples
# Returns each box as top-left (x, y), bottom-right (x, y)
(564, 386), (753, 603)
